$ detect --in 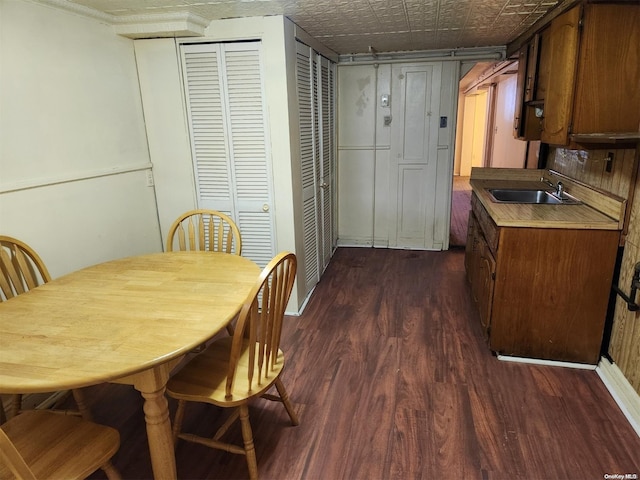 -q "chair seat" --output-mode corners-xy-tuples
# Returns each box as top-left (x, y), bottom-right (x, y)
(0, 410), (120, 480)
(167, 337), (286, 407)
(166, 251), (298, 480)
